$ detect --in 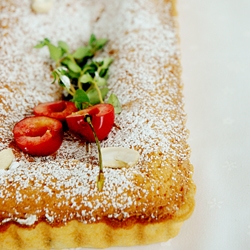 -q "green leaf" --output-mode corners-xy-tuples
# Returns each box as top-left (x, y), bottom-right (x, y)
(75, 102), (82, 110)
(96, 77), (106, 86)
(34, 38), (50, 48)
(59, 75), (71, 90)
(96, 58), (113, 77)
(94, 73), (107, 86)
(89, 34), (96, 45)
(87, 87), (109, 105)
(83, 62), (98, 75)
(72, 89), (90, 103)
(67, 60), (81, 73)
(55, 66), (68, 74)
(47, 43), (62, 61)
(79, 73), (93, 84)
(67, 70), (80, 79)
(89, 34), (108, 53)
(72, 47), (92, 60)
(51, 71), (58, 84)
(34, 41), (46, 49)
(61, 57), (71, 65)
(99, 68), (108, 78)
(58, 41), (69, 53)
(94, 38), (108, 51)
(108, 93), (122, 114)
(103, 57), (113, 68)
